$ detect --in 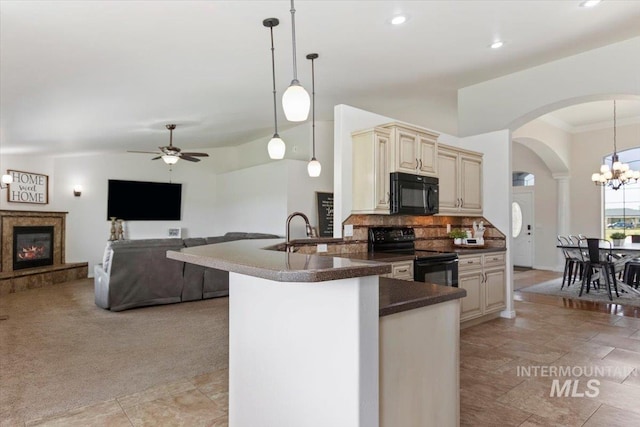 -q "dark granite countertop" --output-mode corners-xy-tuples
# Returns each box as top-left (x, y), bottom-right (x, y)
(379, 278), (466, 317)
(167, 239), (391, 283)
(340, 252), (416, 262)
